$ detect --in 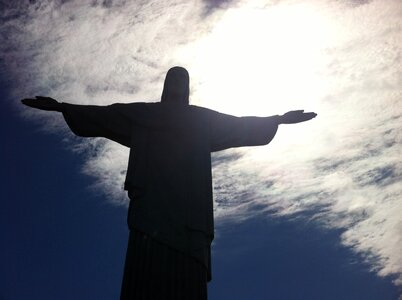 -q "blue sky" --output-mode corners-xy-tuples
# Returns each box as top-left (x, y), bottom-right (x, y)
(1, 0), (401, 299)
